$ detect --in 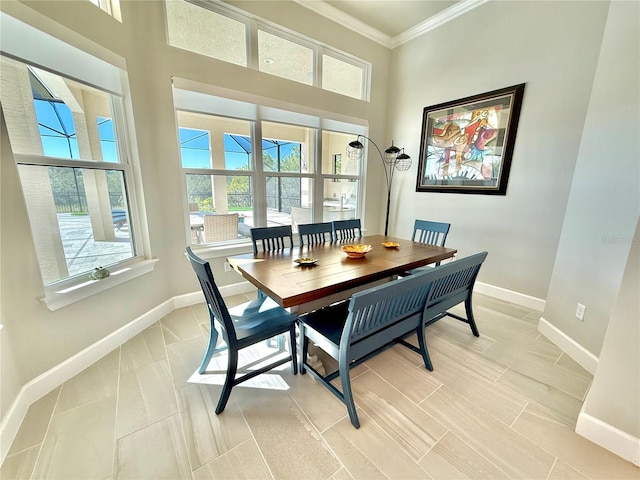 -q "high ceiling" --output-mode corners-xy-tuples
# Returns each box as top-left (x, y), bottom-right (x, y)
(325, 0), (459, 38)
(294, 0), (486, 48)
